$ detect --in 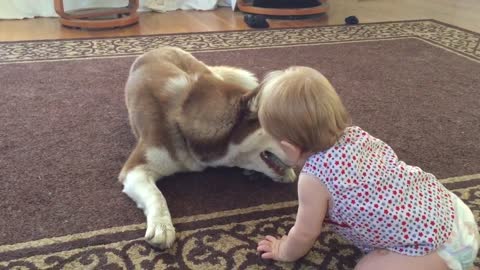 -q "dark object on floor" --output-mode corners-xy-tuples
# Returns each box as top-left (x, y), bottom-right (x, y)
(253, 0), (320, 8)
(244, 14), (270, 28)
(345, 16), (359, 25)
